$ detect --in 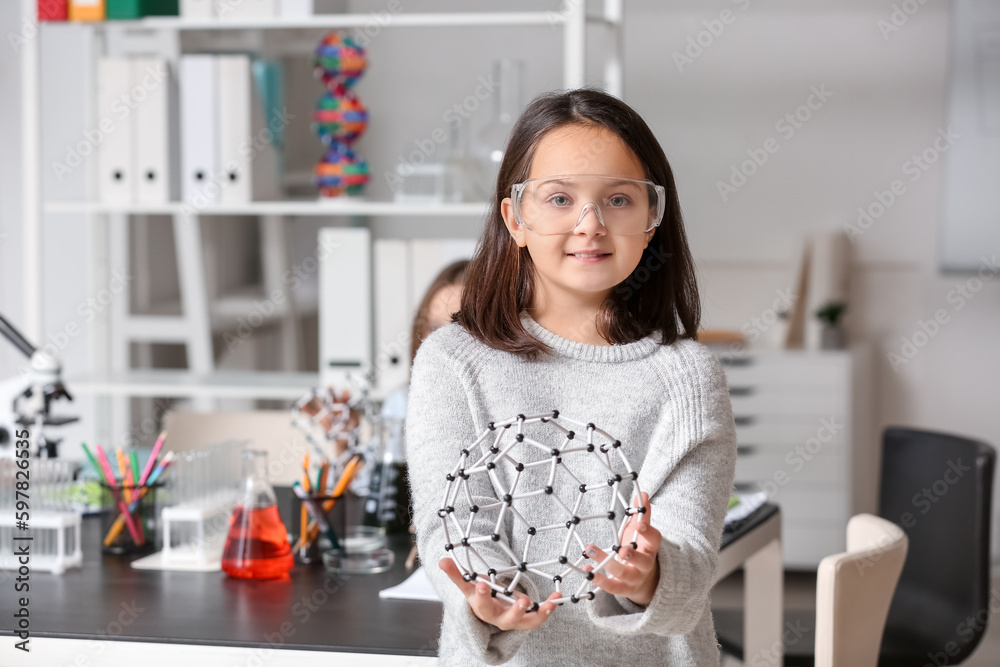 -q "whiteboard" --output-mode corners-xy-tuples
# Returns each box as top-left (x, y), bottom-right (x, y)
(939, 0), (1000, 272)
